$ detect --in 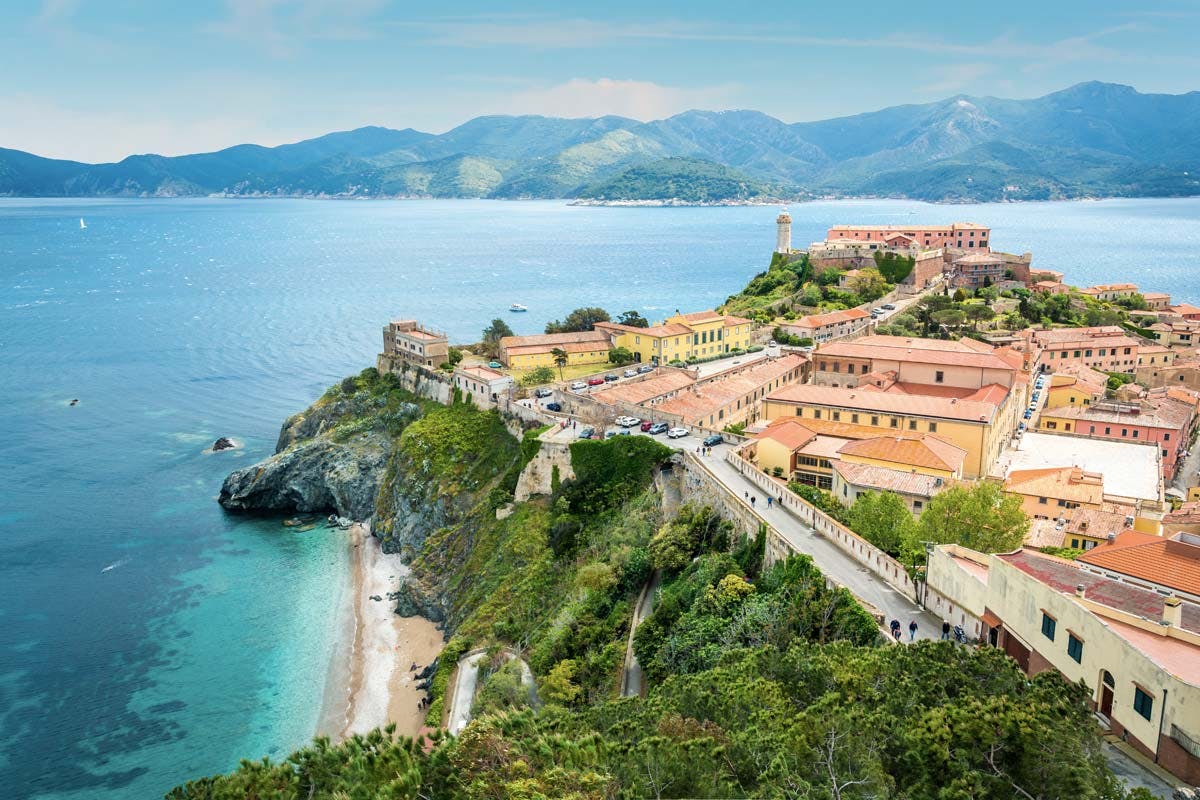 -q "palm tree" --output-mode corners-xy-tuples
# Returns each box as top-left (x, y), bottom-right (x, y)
(551, 348), (568, 381)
